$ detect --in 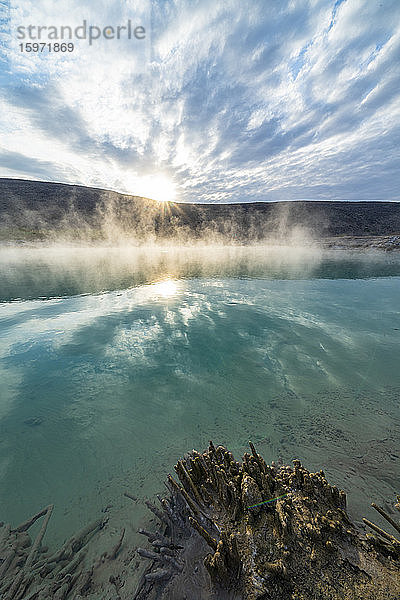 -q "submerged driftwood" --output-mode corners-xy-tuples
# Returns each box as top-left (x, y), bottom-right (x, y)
(0, 442), (399, 599)
(0, 508), (110, 599)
